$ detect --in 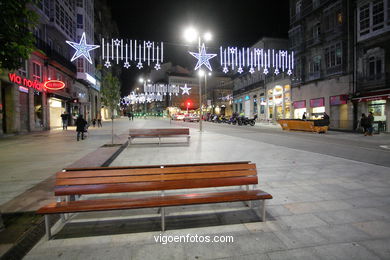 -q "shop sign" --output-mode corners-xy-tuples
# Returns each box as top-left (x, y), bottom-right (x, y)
(310, 98), (324, 107)
(330, 95), (348, 105)
(355, 94), (390, 102)
(245, 95), (250, 100)
(293, 100), (306, 109)
(8, 73), (43, 91)
(18, 86), (29, 93)
(44, 80), (65, 90)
